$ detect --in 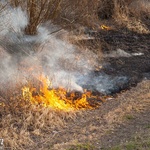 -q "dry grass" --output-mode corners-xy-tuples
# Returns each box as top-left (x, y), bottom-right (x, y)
(1, 0), (148, 35)
(0, 89), (77, 149)
(58, 0), (99, 28)
(98, 0), (150, 33)
(9, 0), (63, 35)
(0, 0), (150, 149)
(113, 0), (150, 33)
(58, 0), (150, 34)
